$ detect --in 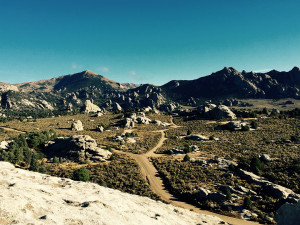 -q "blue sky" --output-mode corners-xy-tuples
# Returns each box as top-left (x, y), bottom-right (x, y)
(0, 0), (300, 85)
